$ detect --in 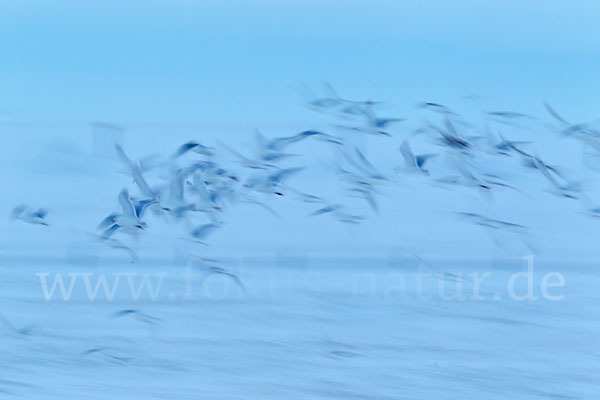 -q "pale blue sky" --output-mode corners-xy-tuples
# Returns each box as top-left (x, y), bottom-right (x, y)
(1, 1), (599, 123)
